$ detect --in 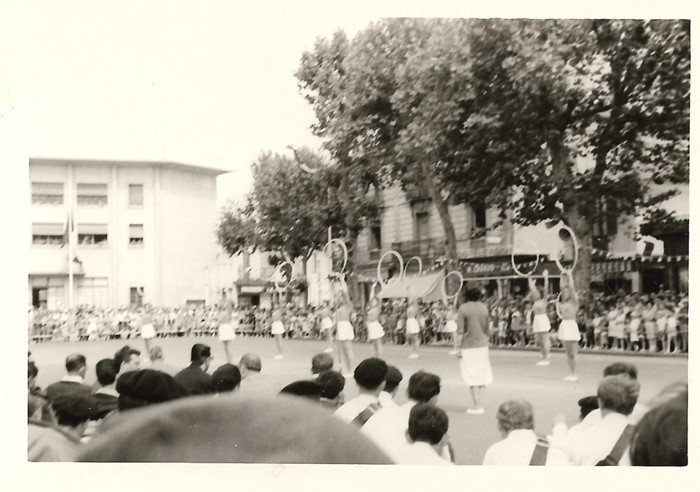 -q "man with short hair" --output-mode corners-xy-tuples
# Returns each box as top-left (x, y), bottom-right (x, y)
(45, 354), (93, 403)
(311, 353), (334, 376)
(239, 353), (262, 380)
(212, 363), (242, 394)
(334, 358), (388, 426)
(378, 365), (403, 409)
(362, 370), (446, 463)
(400, 403), (453, 465)
(483, 400), (570, 465)
(92, 359), (119, 418)
(317, 370), (346, 409)
(552, 375), (640, 465)
(51, 393), (99, 442)
(174, 344), (214, 395)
